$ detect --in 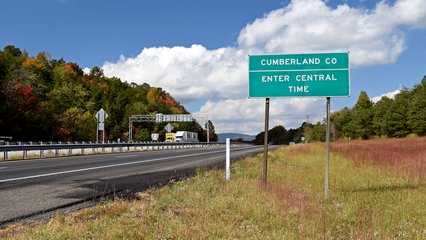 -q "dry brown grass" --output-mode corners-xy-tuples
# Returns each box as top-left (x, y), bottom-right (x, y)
(331, 137), (426, 180)
(262, 180), (317, 237)
(287, 143), (311, 157)
(4, 142), (425, 239)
